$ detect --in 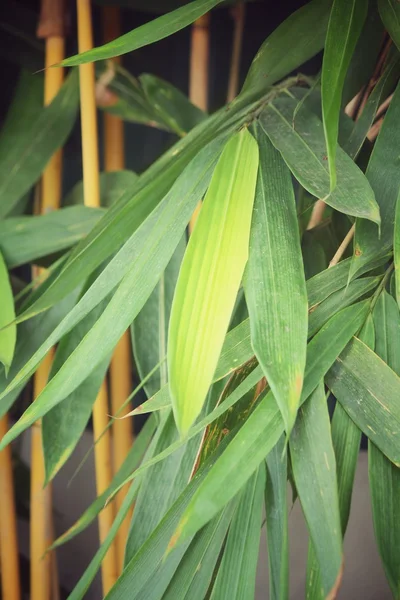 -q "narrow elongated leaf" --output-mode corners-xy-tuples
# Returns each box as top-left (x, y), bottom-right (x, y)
(64, 171), (138, 207)
(290, 383), (342, 598)
(245, 124), (307, 434)
(378, 0), (400, 51)
(350, 81), (400, 278)
(0, 252), (16, 371)
(265, 436), (289, 600)
(259, 97), (380, 224)
(61, 0), (225, 66)
(321, 0), (367, 189)
(306, 317), (372, 599)
(0, 207), (103, 268)
(0, 70), (78, 218)
(168, 129), (259, 434)
(241, 0), (331, 96)
(167, 301), (369, 548)
(0, 137), (225, 442)
(326, 336), (400, 464)
(210, 466), (265, 600)
(369, 290), (400, 597)
(132, 237), (185, 399)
